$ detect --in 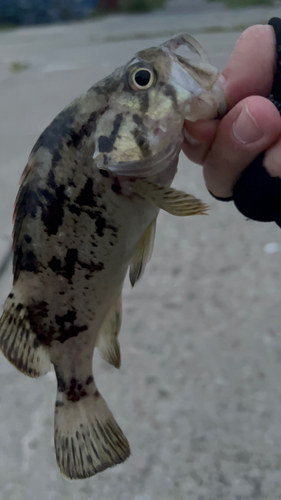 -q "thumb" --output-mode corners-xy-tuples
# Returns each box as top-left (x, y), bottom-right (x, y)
(203, 96), (281, 198)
